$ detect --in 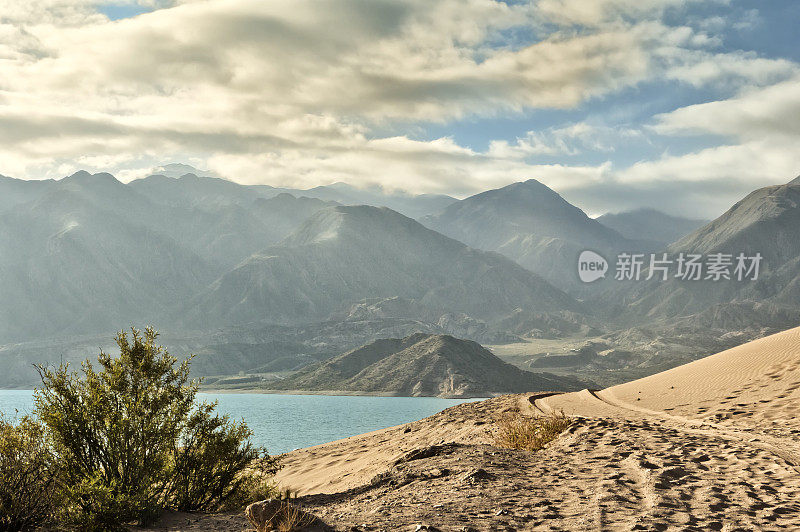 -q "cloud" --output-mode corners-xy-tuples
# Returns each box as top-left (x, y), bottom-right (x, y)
(5, 1), (654, 120)
(590, 77), (800, 215)
(653, 77), (800, 140)
(488, 123), (646, 157)
(533, 0), (714, 27)
(0, 0), (657, 183)
(0, 0), (796, 222)
(634, 77), (800, 190)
